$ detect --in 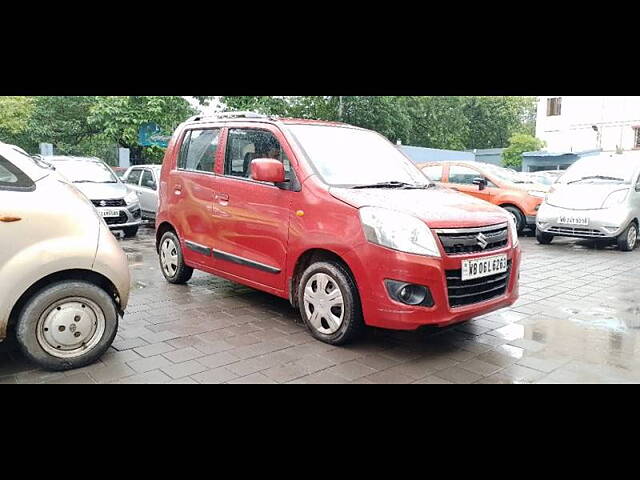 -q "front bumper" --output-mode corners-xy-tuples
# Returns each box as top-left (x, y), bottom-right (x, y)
(536, 203), (634, 239)
(343, 242), (521, 331)
(98, 204), (143, 230)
